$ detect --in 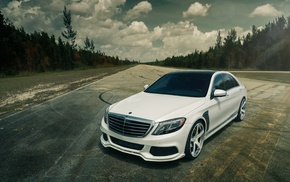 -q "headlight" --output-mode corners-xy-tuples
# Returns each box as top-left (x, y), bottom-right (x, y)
(104, 107), (109, 124)
(152, 118), (186, 135)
